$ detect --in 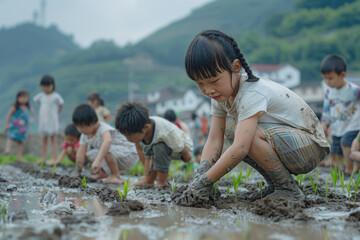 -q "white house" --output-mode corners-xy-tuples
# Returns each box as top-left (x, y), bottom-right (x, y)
(145, 87), (210, 119)
(252, 64), (301, 88)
